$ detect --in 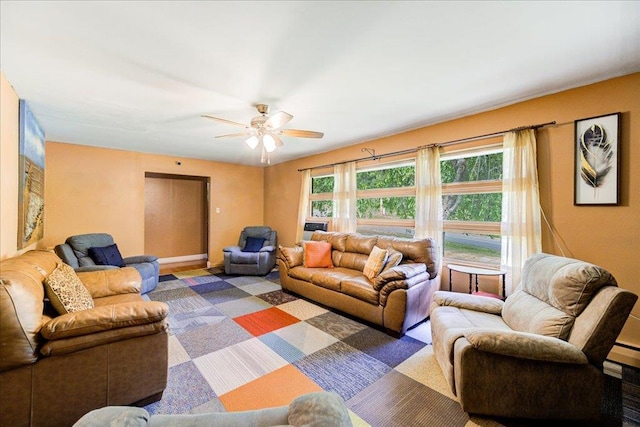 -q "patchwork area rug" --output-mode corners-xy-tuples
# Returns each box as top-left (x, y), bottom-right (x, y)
(143, 268), (624, 427)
